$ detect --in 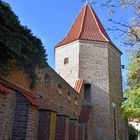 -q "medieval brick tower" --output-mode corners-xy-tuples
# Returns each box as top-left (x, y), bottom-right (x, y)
(55, 3), (127, 140)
